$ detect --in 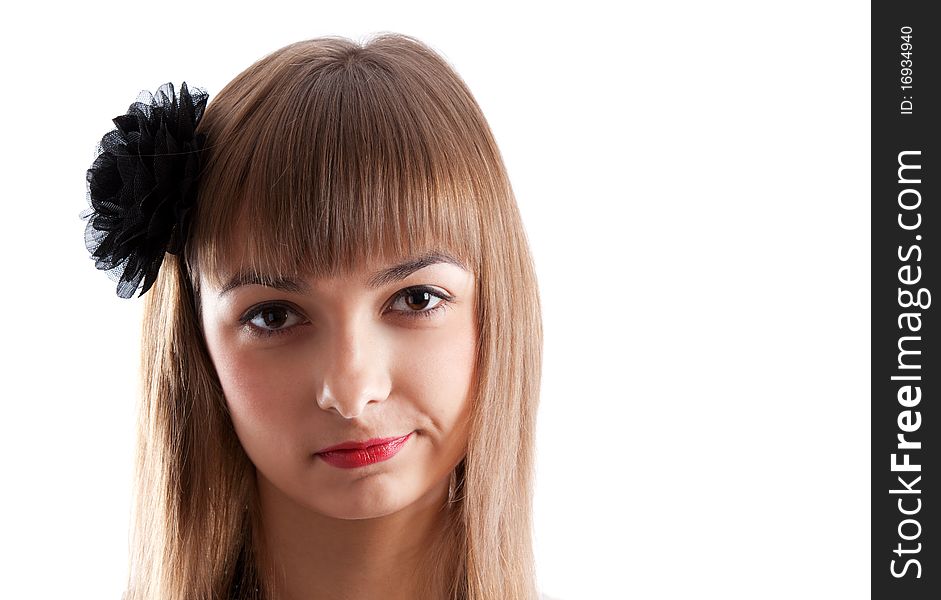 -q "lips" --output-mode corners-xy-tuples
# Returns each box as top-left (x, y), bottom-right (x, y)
(316, 434), (412, 453)
(315, 432), (413, 469)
